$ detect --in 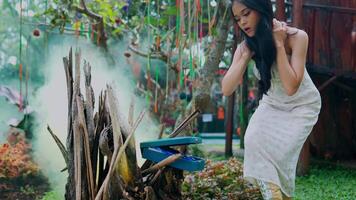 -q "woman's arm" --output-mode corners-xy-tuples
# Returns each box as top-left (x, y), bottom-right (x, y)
(221, 42), (253, 96)
(273, 19), (308, 96)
